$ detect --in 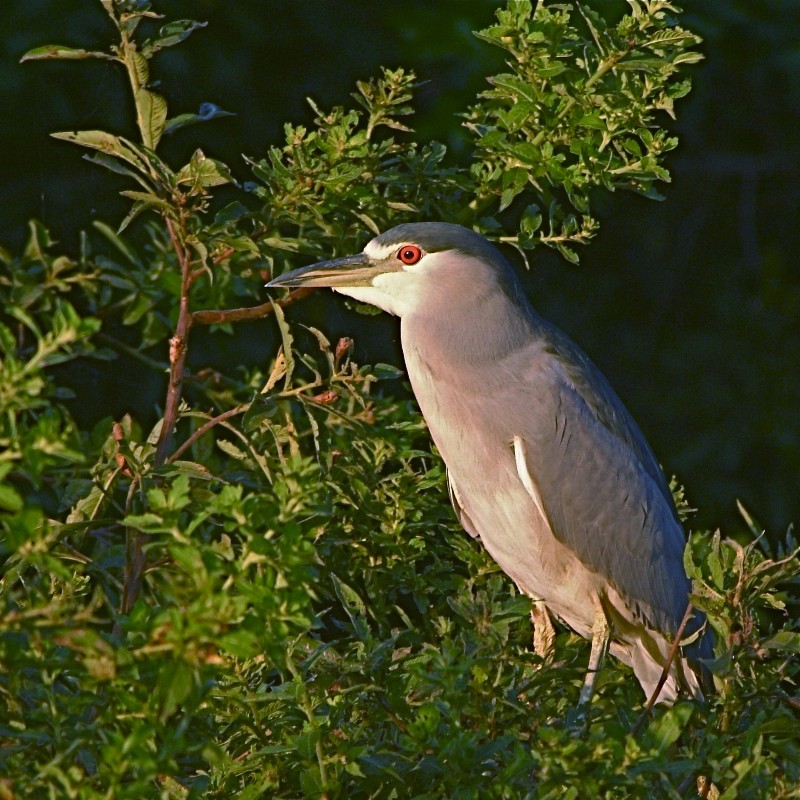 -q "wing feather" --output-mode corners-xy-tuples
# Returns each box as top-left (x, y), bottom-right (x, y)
(517, 378), (690, 633)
